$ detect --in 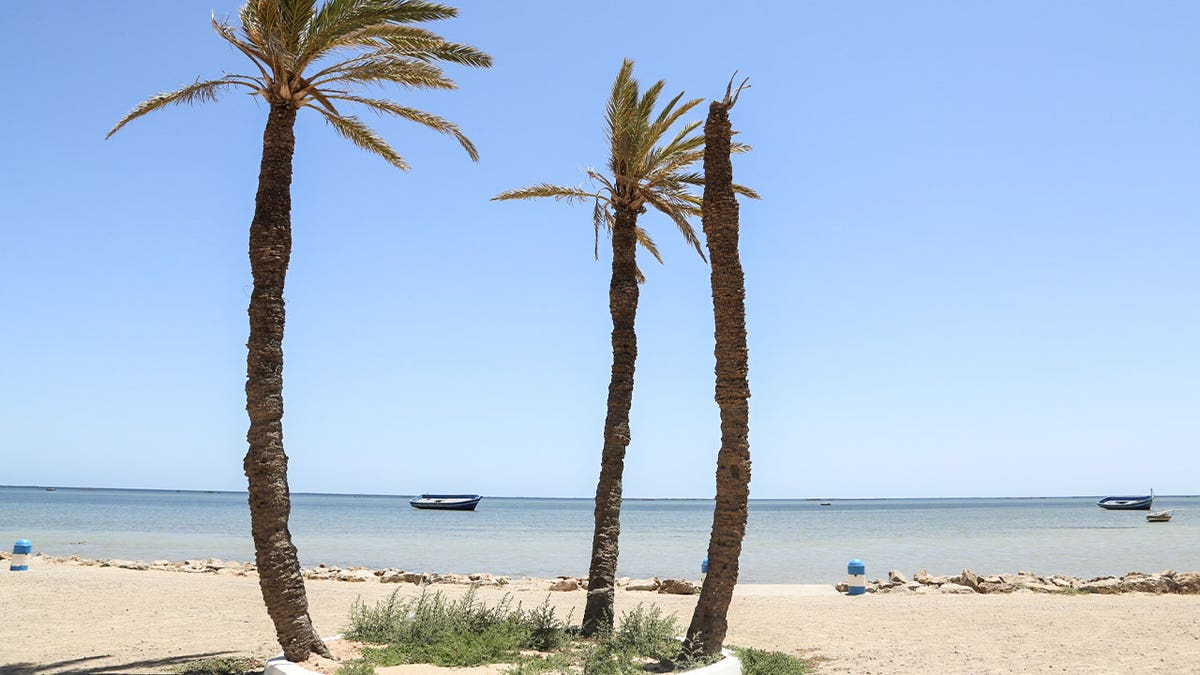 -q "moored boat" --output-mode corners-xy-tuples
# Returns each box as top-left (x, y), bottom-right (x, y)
(409, 494), (482, 511)
(1097, 491), (1153, 511)
(1146, 510), (1174, 522)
